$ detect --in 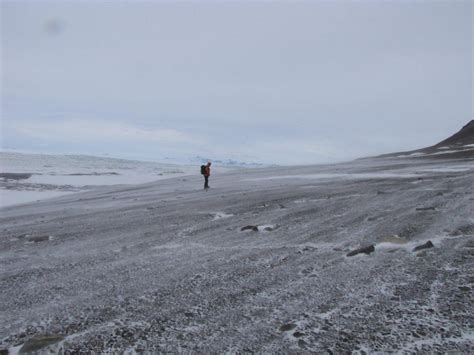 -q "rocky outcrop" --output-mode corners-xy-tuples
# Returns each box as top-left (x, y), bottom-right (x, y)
(347, 245), (375, 257)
